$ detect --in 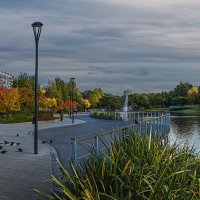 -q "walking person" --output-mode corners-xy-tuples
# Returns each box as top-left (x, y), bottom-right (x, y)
(60, 110), (63, 121)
